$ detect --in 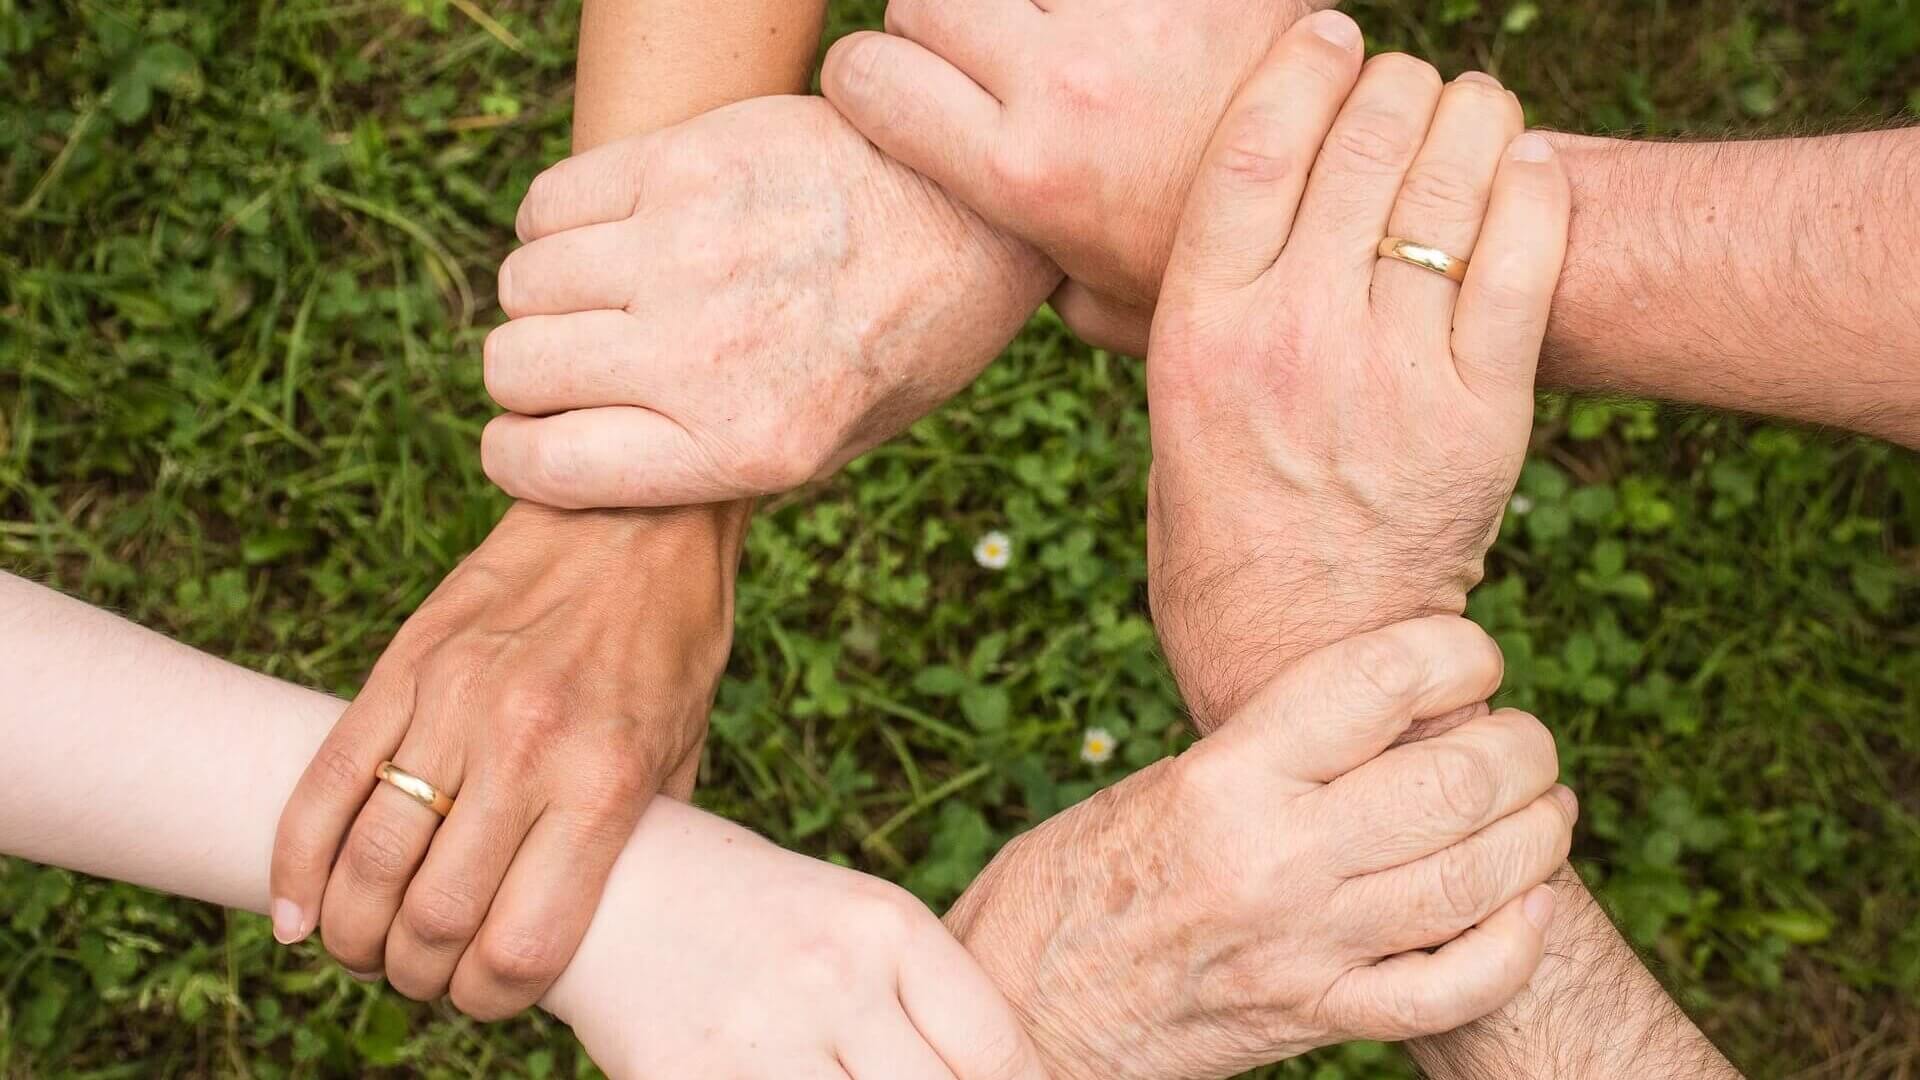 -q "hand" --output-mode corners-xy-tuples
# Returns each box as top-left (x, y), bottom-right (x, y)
(947, 618), (1574, 1080)
(1137, 21), (1571, 728)
(545, 799), (1050, 1080)
(480, 94), (1057, 509)
(822, 0), (1334, 353)
(270, 501), (745, 1018)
